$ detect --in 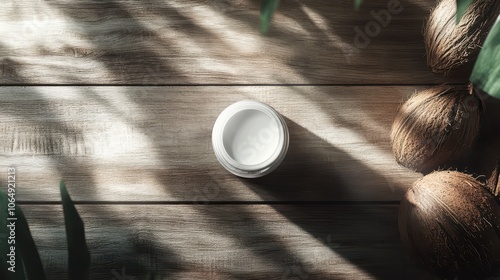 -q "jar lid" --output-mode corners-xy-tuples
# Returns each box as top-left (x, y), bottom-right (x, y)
(212, 100), (289, 178)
